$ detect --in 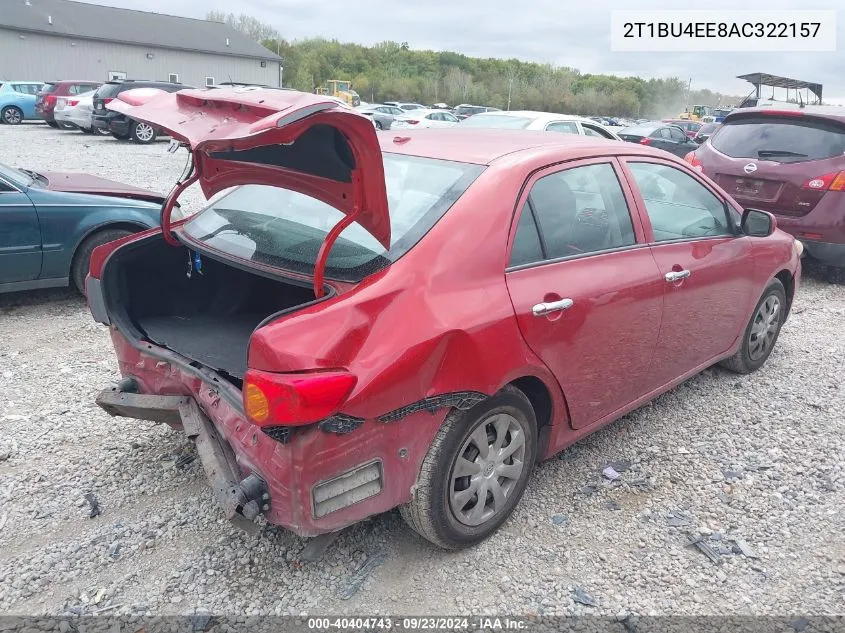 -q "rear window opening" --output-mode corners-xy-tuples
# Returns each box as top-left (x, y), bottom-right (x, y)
(182, 151), (484, 282)
(96, 83), (124, 98)
(712, 115), (845, 163)
(41, 83), (58, 94)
